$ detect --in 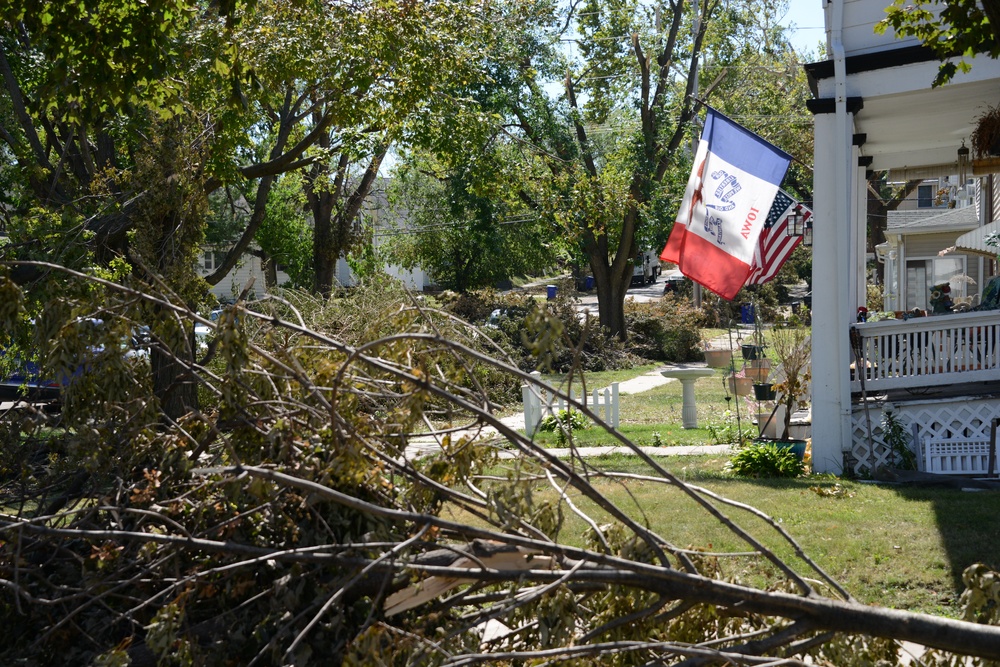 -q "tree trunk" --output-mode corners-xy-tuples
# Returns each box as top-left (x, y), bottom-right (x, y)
(590, 251), (633, 341)
(151, 329), (198, 421)
(311, 189), (338, 297)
